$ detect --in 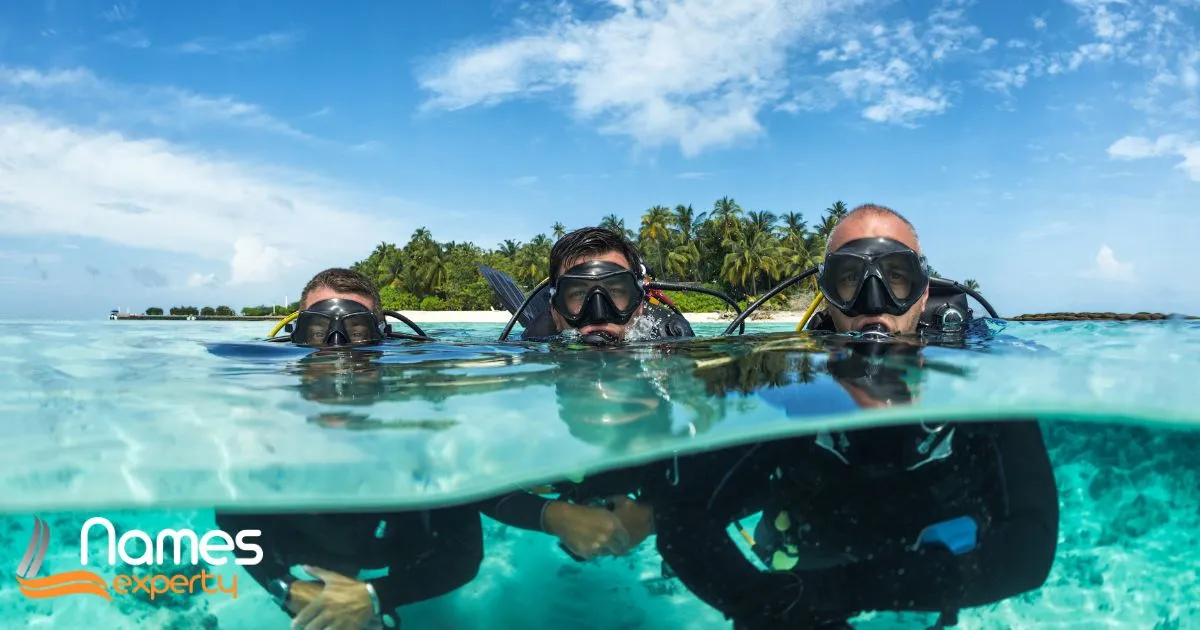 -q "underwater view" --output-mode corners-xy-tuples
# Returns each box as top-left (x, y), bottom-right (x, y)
(4, 0), (1200, 628)
(2, 318), (1198, 629)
